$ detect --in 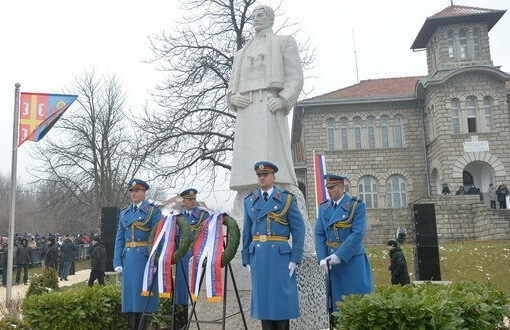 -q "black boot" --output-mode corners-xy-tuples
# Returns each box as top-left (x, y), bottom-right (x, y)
(135, 312), (148, 330)
(127, 313), (137, 330)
